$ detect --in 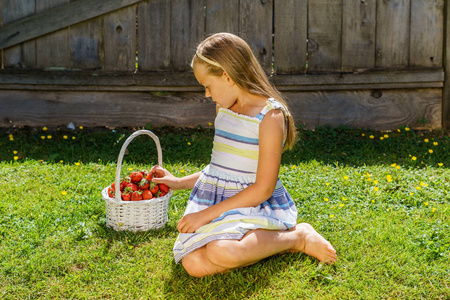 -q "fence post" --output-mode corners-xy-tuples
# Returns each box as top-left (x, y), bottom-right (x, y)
(444, 1), (450, 129)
